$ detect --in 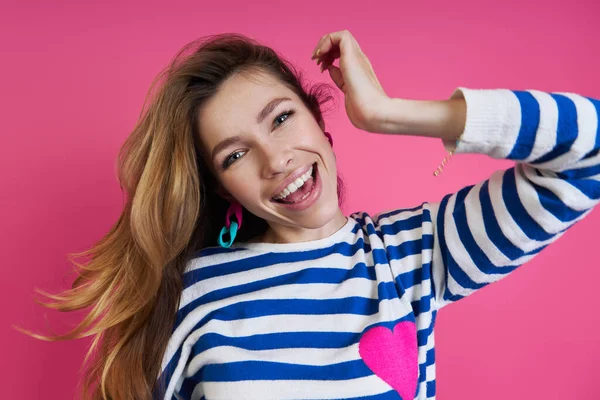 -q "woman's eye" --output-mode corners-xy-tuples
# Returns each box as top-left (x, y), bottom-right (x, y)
(222, 151), (245, 169)
(273, 109), (296, 127)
